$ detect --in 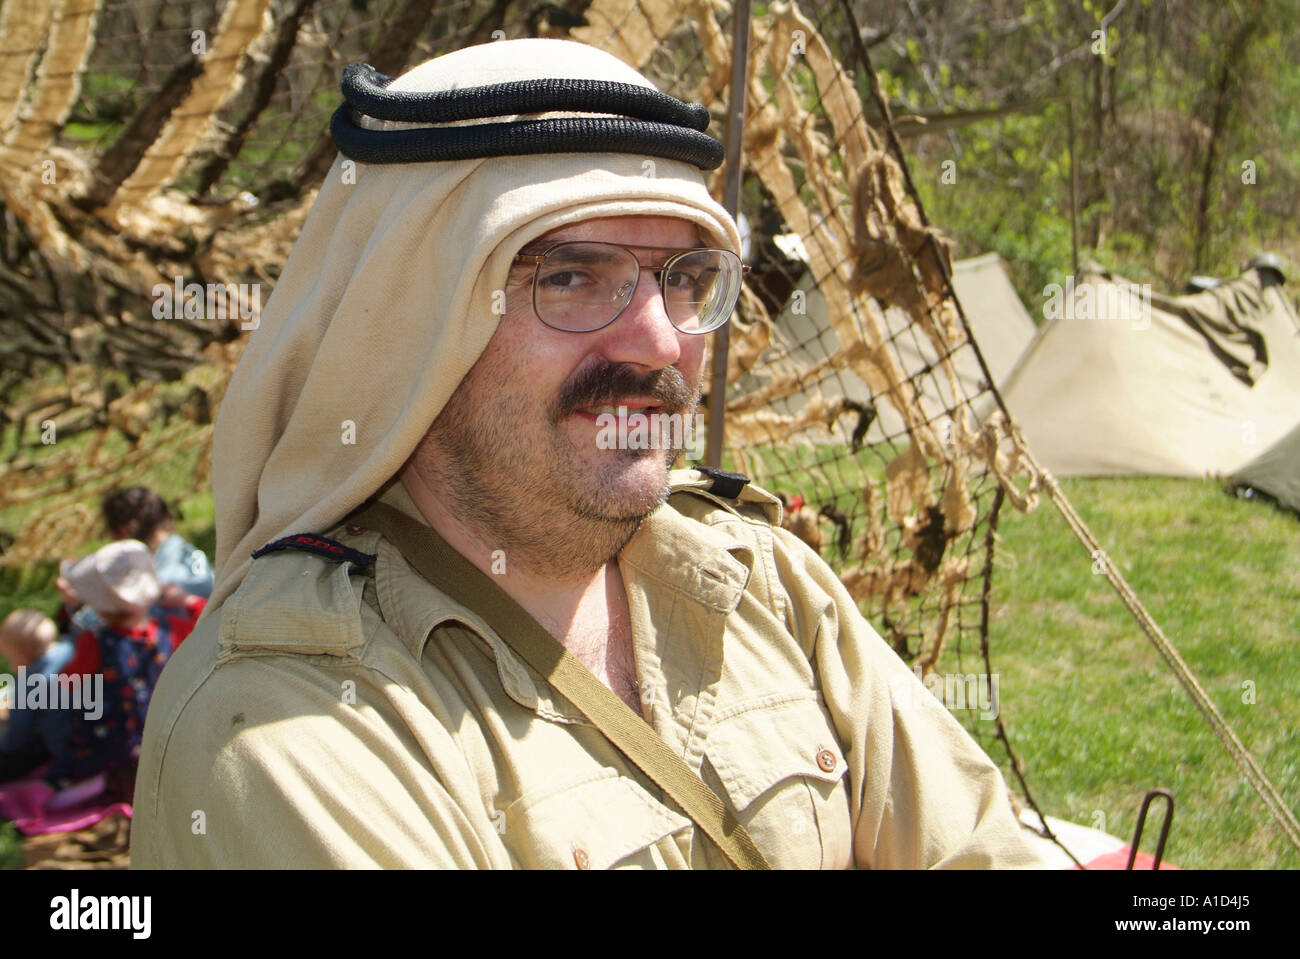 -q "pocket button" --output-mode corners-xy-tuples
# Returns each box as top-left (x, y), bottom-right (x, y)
(816, 748), (837, 773)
